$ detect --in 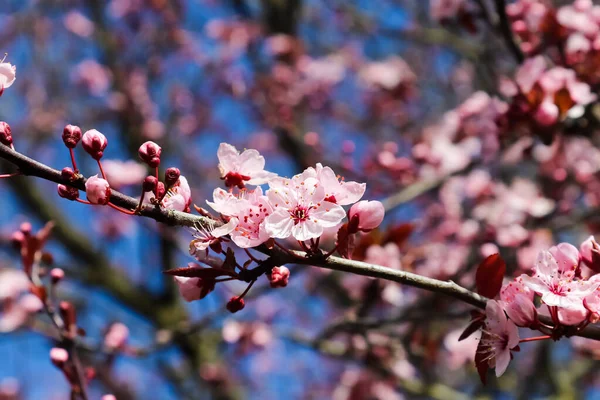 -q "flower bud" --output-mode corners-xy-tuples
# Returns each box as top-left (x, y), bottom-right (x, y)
(57, 184), (79, 201)
(61, 167), (76, 181)
(10, 231), (24, 249)
(50, 347), (69, 368)
(59, 301), (77, 337)
(348, 200), (385, 233)
(138, 141), (162, 168)
(581, 236), (600, 273)
(81, 129), (108, 160)
(102, 395), (117, 400)
(0, 121), (12, 147)
(142, 175), (158, 192)
(85, 175), (111, 205)
(226, 296), (245, 313)
(165, 167), (180, 187)
(20, 222), (32, 235)
(104, 322), (129, 350)
(62, 124), (82, 149)
(269, 266), (290, 288)
(50, 268), (65, 284)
